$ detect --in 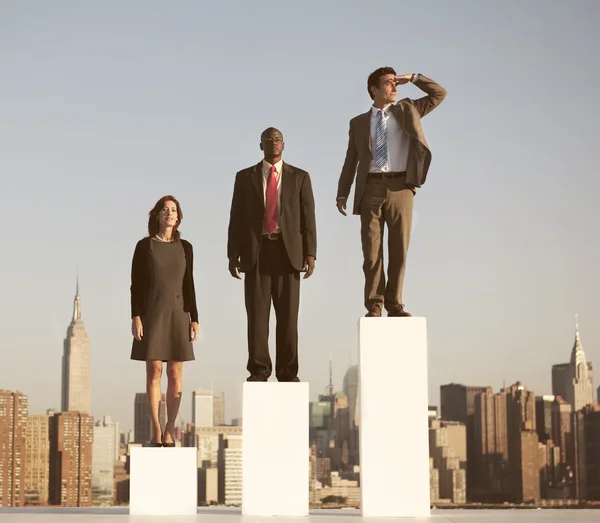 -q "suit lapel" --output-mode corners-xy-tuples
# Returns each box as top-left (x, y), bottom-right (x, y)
(281, 162), (294, 210)
(358, 110), (372, 154)
(251, 161), (263, 204)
